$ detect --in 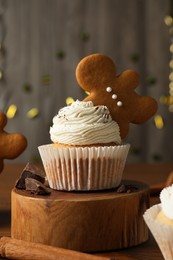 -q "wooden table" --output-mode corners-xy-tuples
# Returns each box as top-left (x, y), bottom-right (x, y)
(1, 163), (173, 259)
